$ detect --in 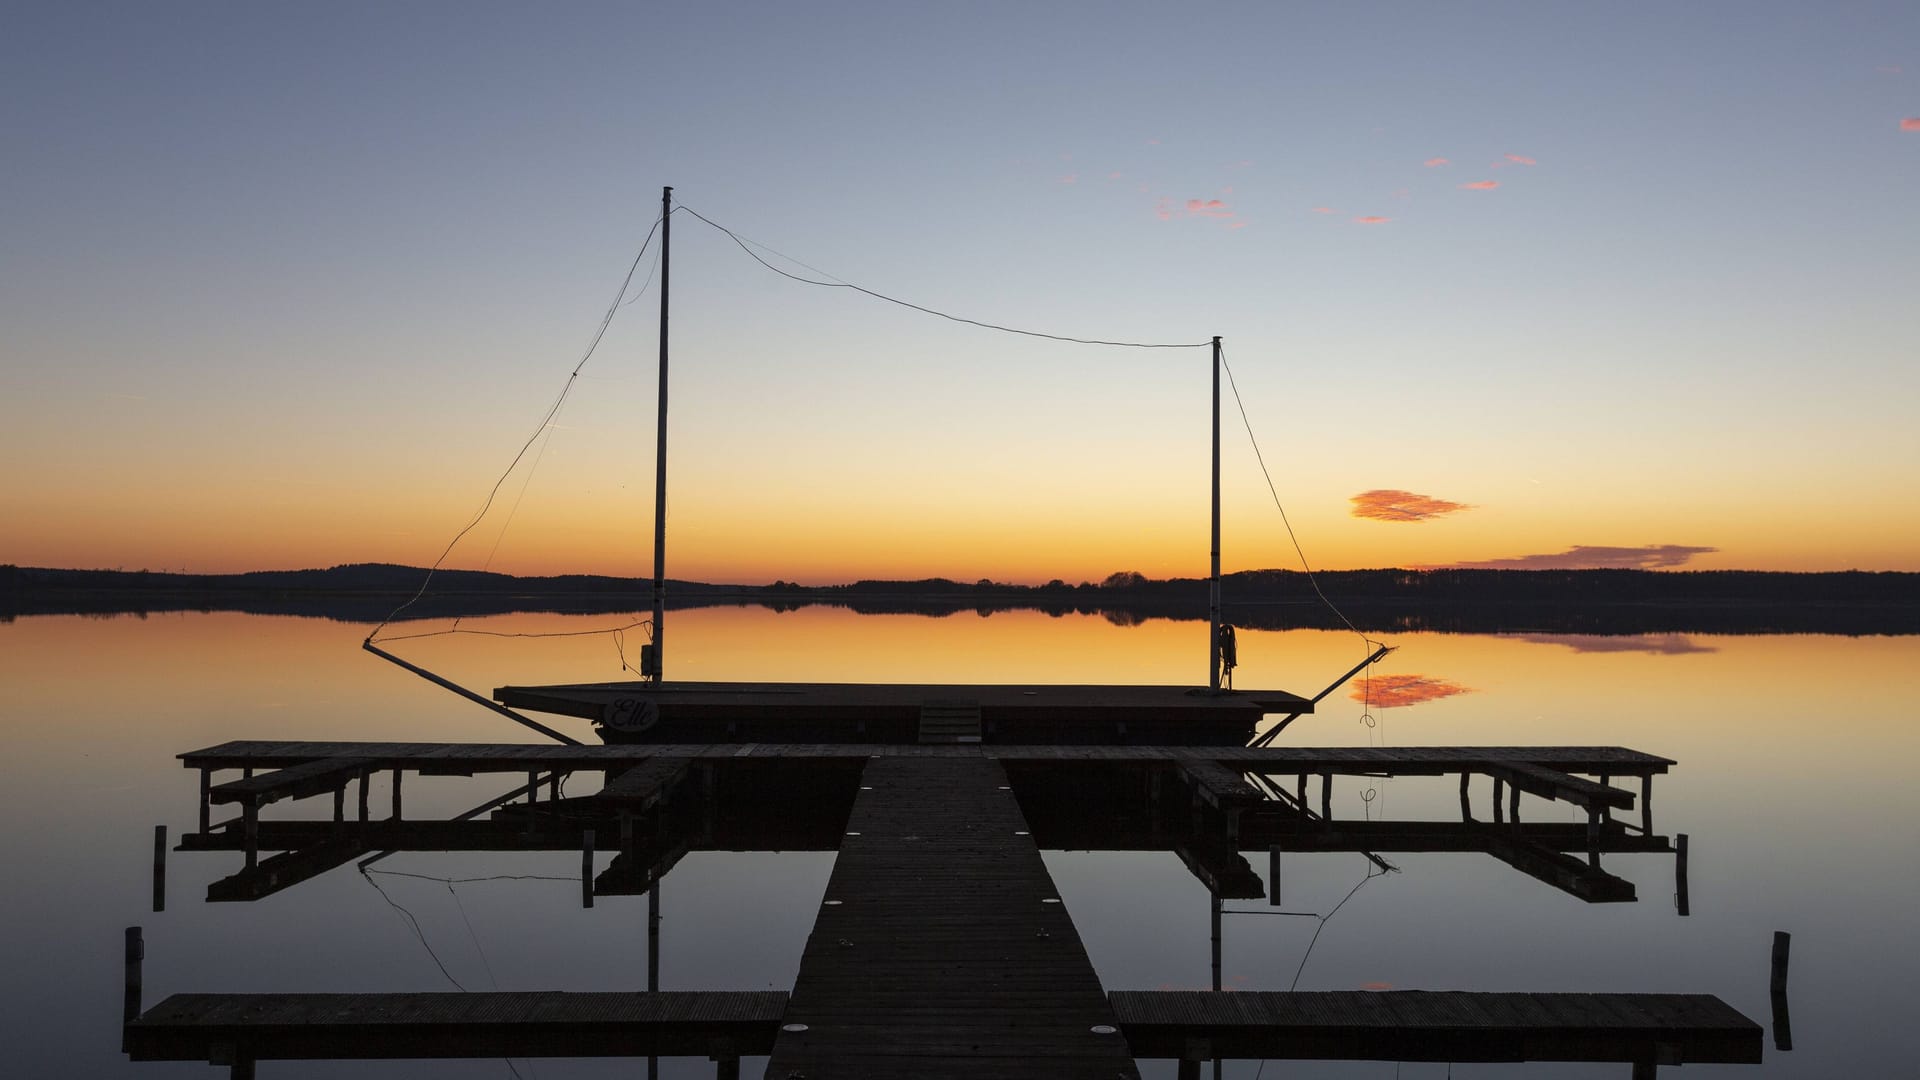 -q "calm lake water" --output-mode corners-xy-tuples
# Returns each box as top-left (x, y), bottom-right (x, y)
(3, 606), (1915, 1078)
